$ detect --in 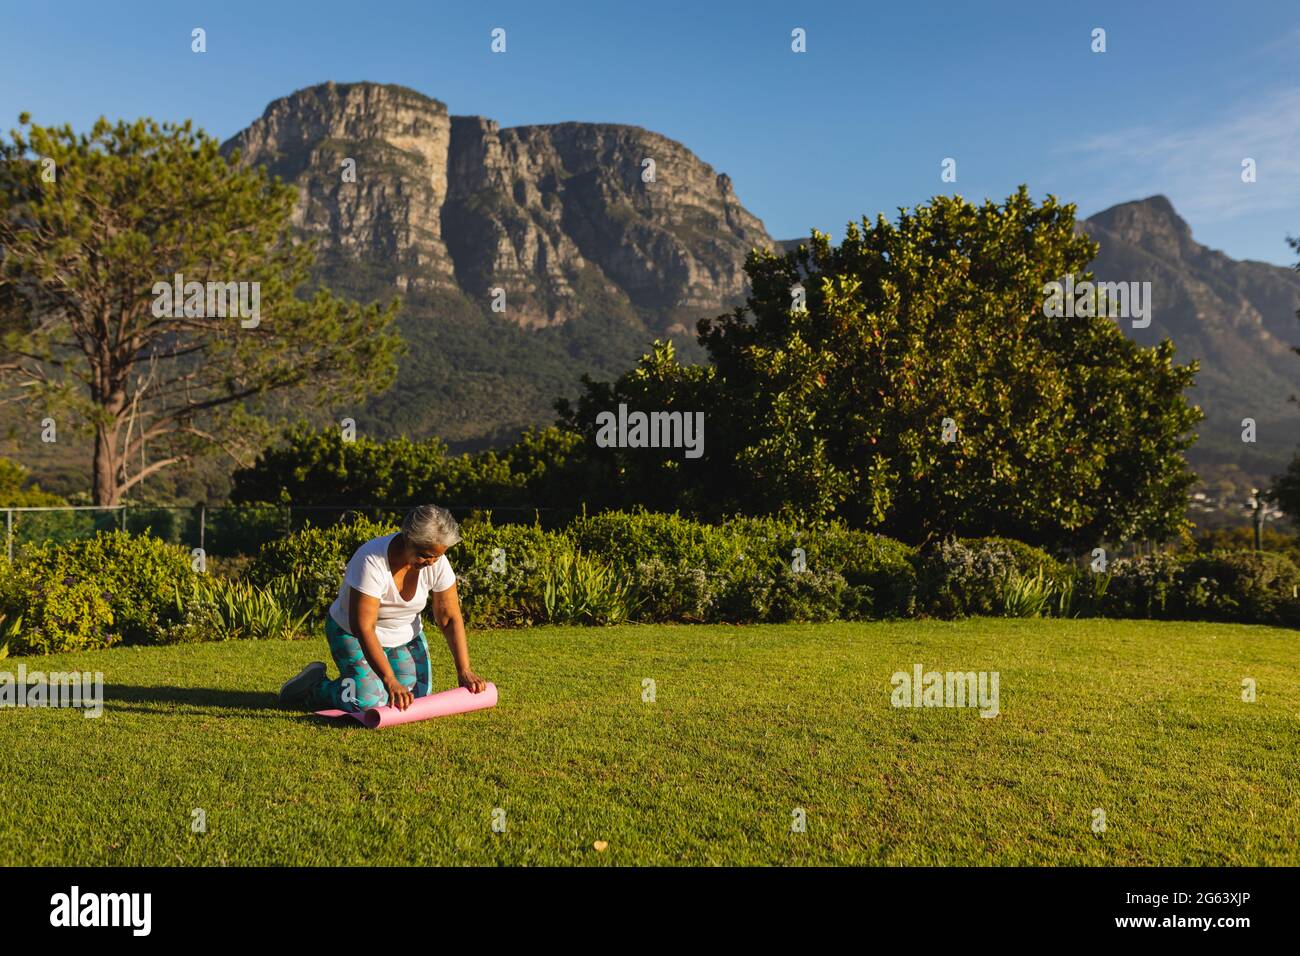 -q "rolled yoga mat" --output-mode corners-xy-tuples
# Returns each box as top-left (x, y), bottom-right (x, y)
(315, 682), (498, 728)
